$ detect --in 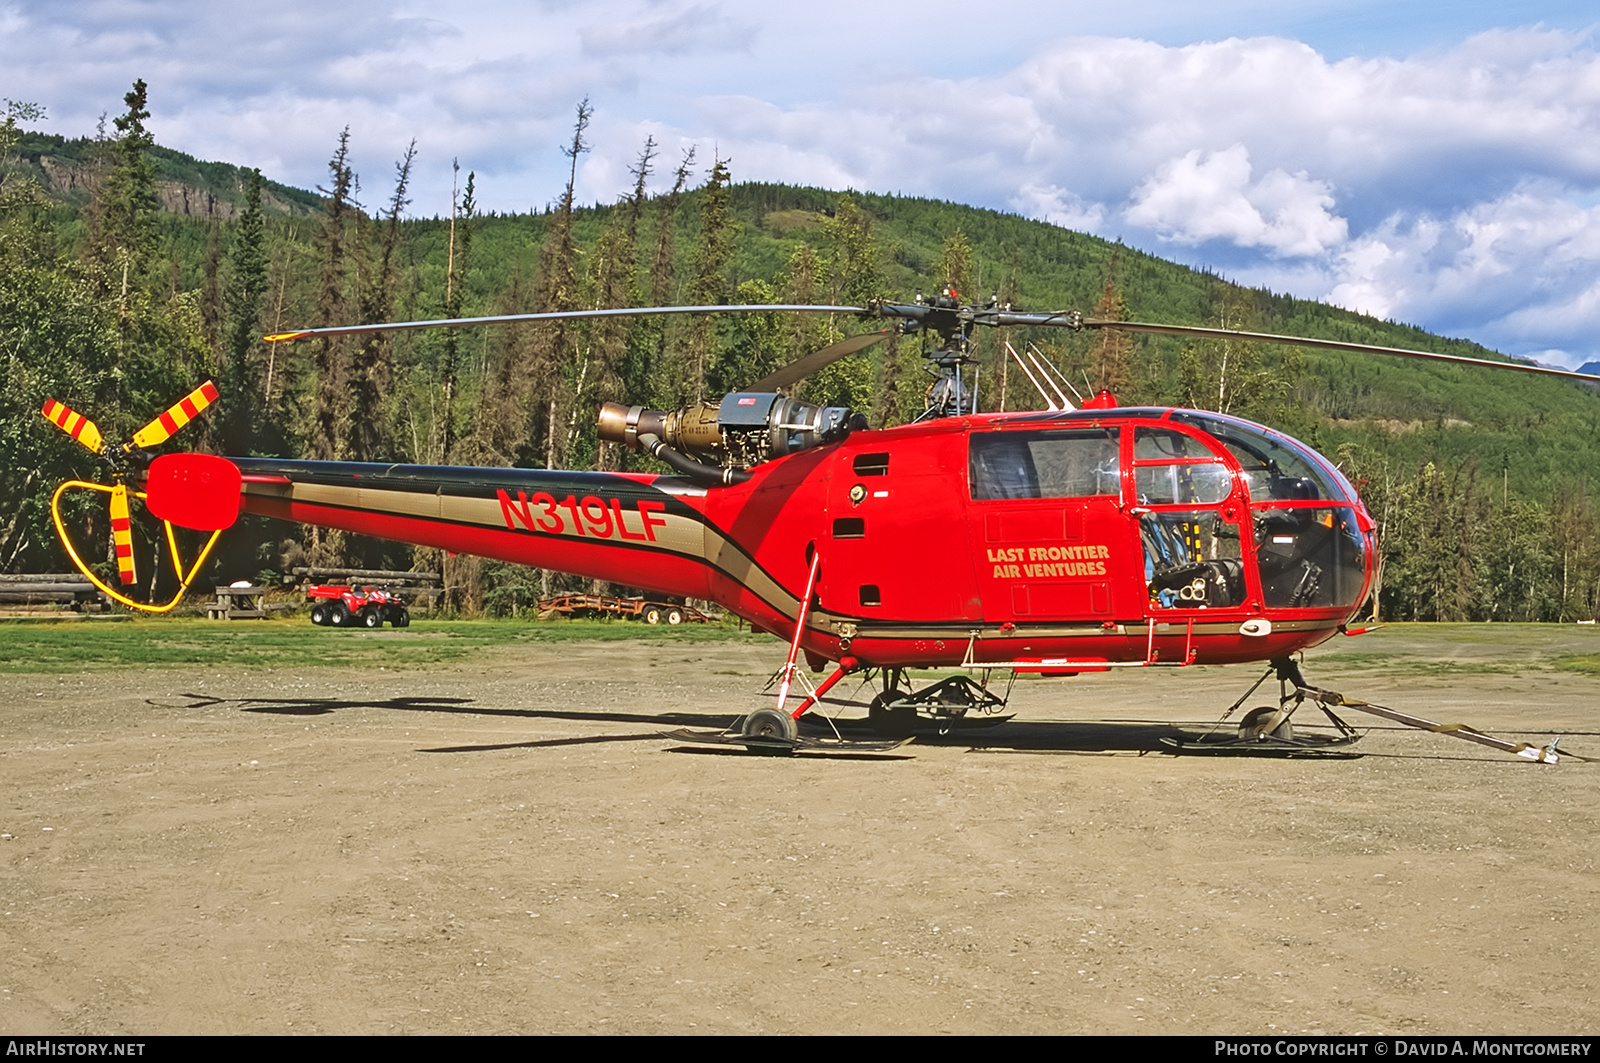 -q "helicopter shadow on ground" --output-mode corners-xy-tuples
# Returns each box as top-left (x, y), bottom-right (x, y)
(796, 691), (1198, 756)
(158, 691), (1370, 759)
(915, 717), (1188, 755)
(878, 718), (1592, 762)
(808, 712), (1371, 759)
(158, 692), (747, 753)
